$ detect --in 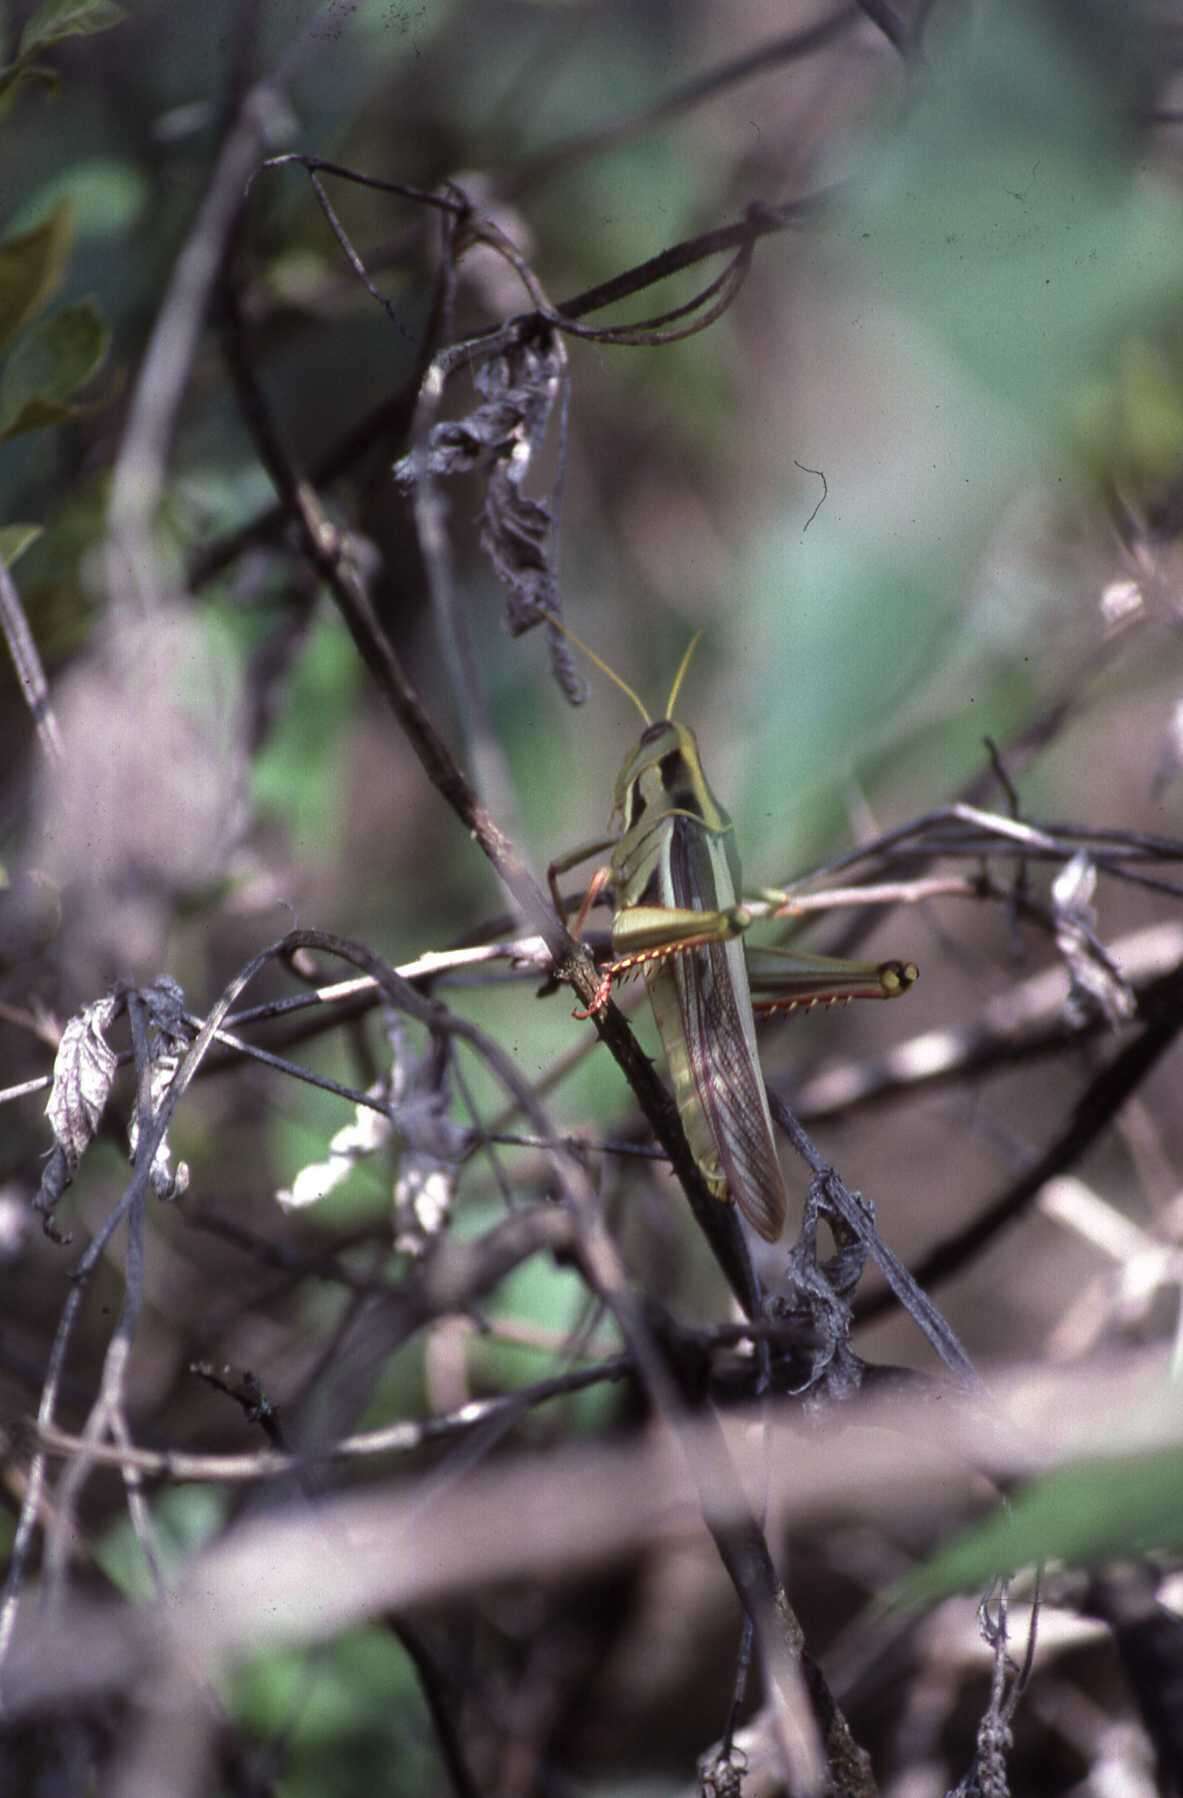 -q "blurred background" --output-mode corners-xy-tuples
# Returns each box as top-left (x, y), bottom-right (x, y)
(3, 1), (1183, 1793)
